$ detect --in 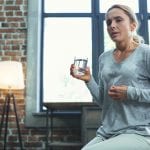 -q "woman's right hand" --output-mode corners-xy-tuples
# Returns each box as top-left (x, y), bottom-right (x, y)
(70, 64), (91, 83)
